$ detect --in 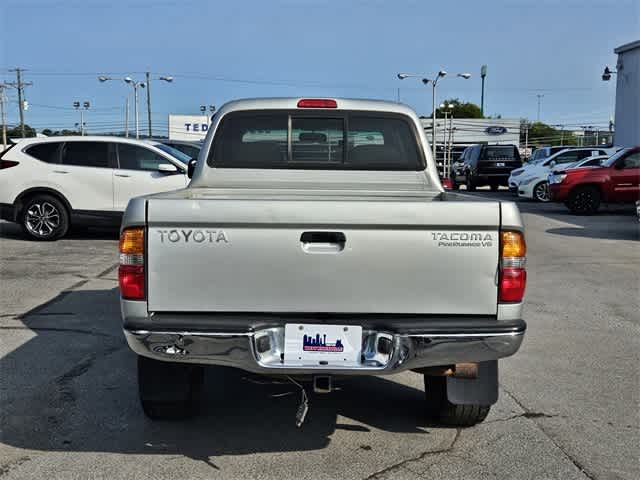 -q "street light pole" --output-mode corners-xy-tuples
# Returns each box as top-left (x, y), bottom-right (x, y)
(125, 97), (129, 138)
(73, 101), (90, 135)
(480, 65), (487, 116)
(431, 79), (437, 162)
(536, 94), (544, 122)
(146, 72), (151, 138)
(123, 77), (146, 139)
